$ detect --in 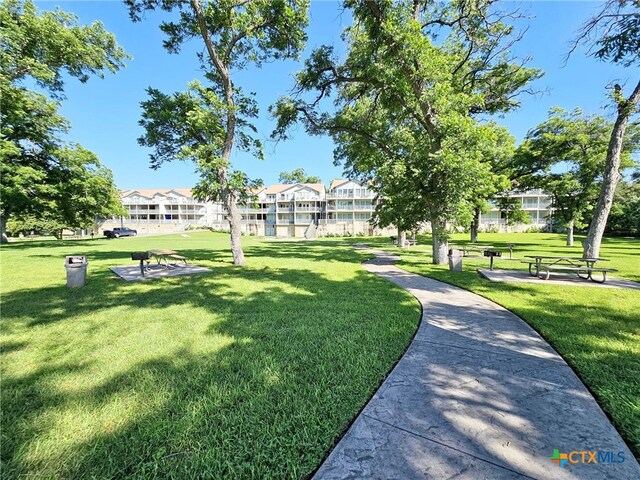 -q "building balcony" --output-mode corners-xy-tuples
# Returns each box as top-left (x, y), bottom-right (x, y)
(239, 207), (273, 214)
(326, 192), (375, 199)
(326, 205), (354, 211)
(295, 206), (322, 212)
